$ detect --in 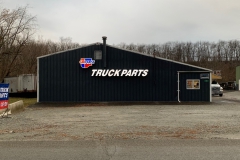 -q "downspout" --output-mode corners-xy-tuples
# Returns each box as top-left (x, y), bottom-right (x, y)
(210, 72), (212, 102)
(37, 58), (39, 102)
(177, 72), (180, 102)
(102, 36), (107, 68)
